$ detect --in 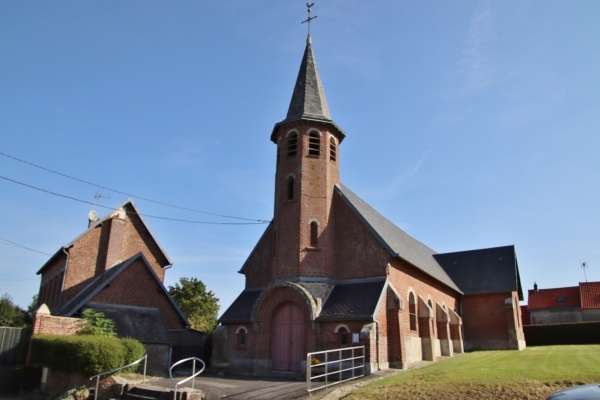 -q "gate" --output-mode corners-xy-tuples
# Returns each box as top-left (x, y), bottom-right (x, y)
(0, 327), (30, 367)
(306, 346), (365, 393)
